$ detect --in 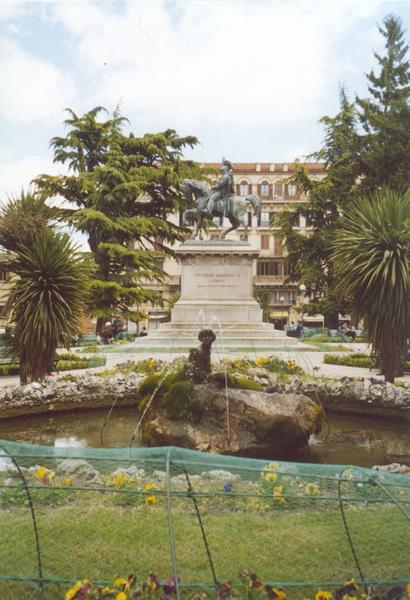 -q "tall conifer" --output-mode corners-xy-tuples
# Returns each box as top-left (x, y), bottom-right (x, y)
(36, 108), (199, 332)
